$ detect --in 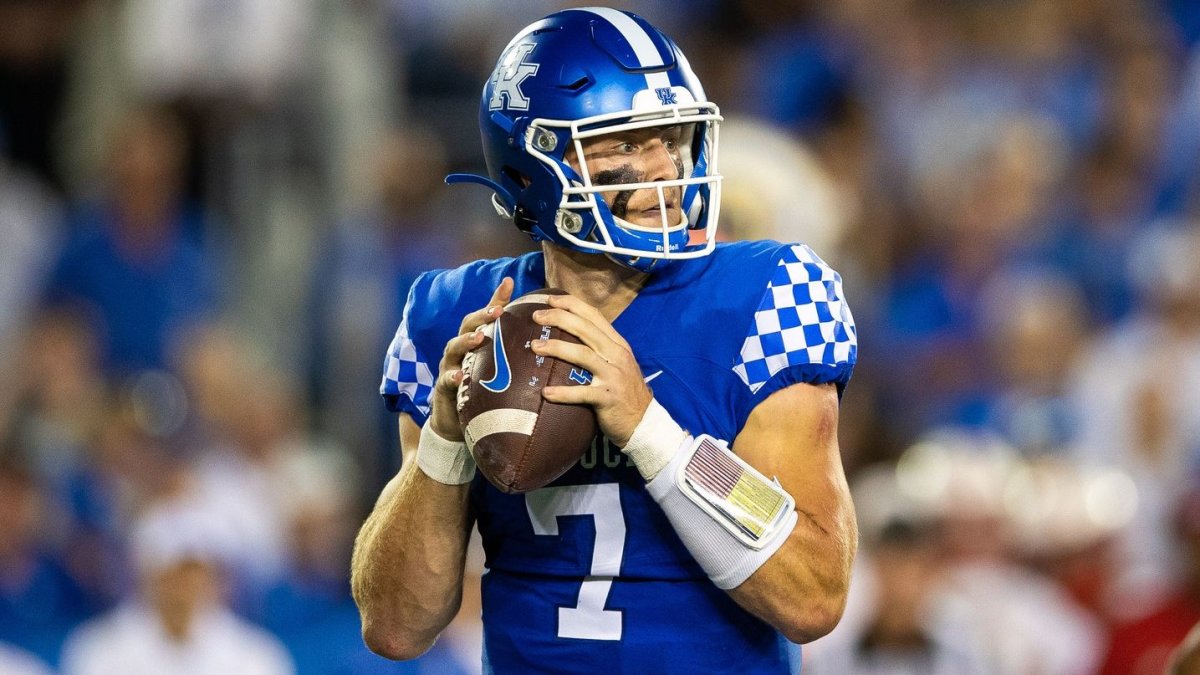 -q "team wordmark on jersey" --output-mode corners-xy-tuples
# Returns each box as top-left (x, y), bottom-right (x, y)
(490, 44), (540, 111)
